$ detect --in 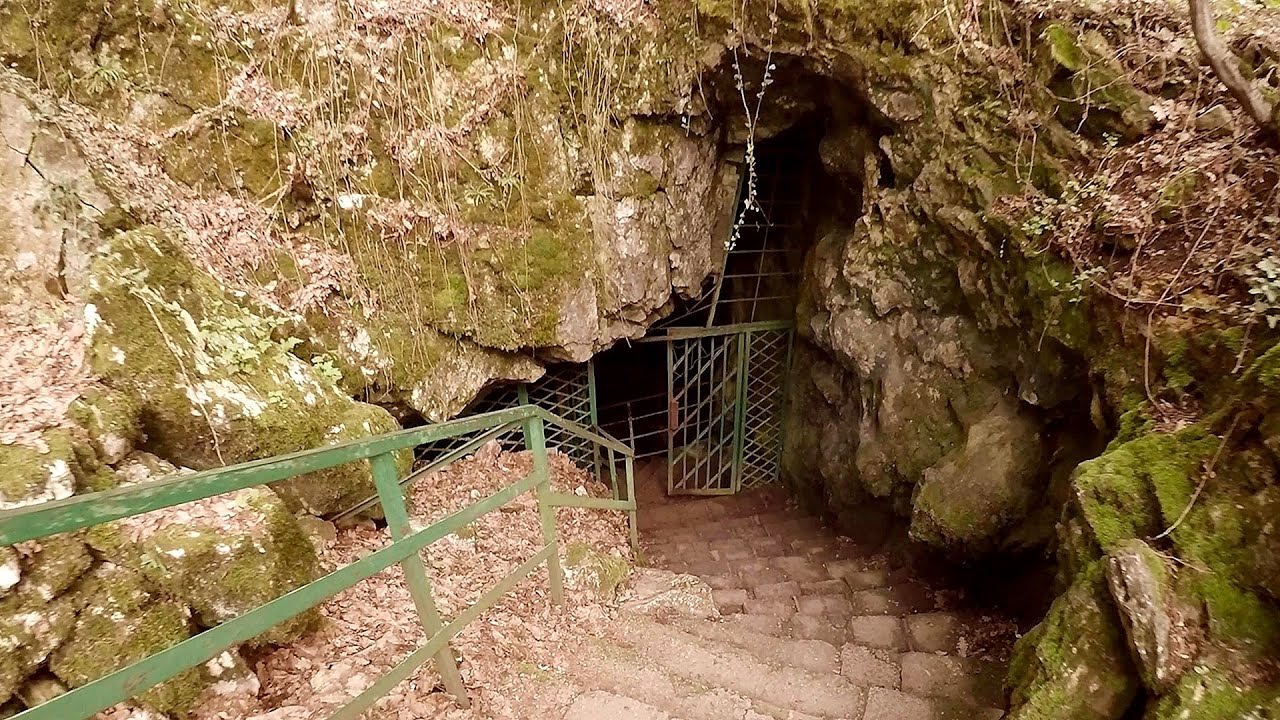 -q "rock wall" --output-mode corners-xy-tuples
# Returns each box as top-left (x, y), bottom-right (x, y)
(1, 0), (1279, 717)
(731, 1), (1280, 718)
(0, 0), (735, 711)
